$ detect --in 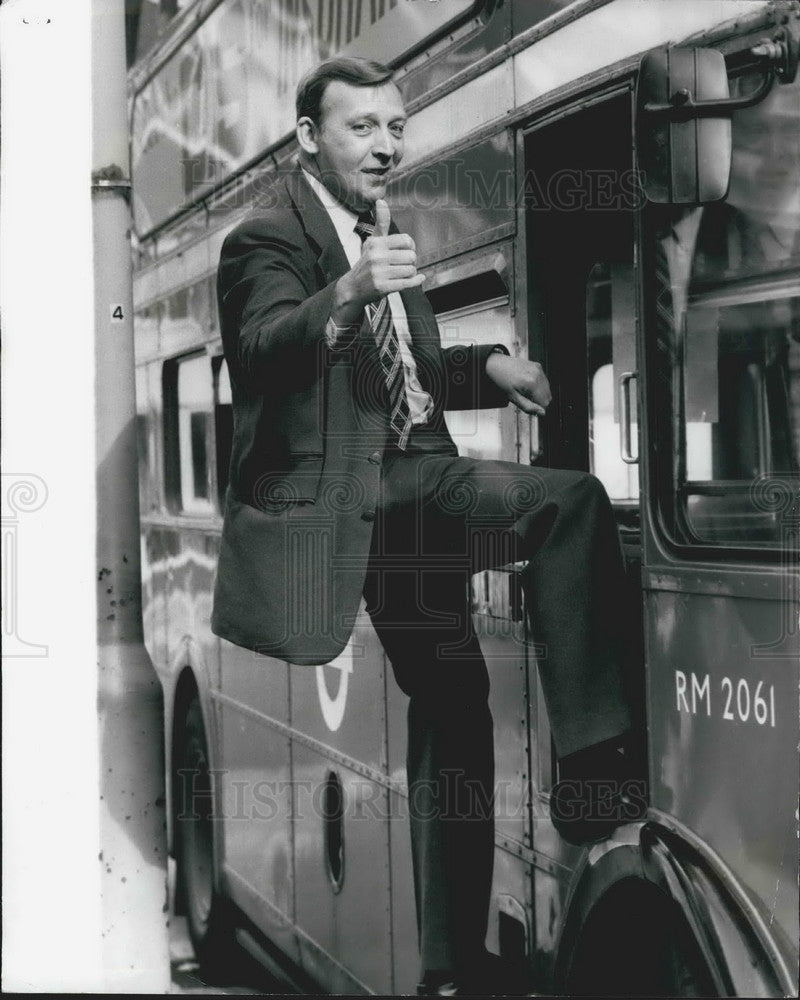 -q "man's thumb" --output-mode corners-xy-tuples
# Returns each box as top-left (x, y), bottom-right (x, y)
(374, 198), (391, 237)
